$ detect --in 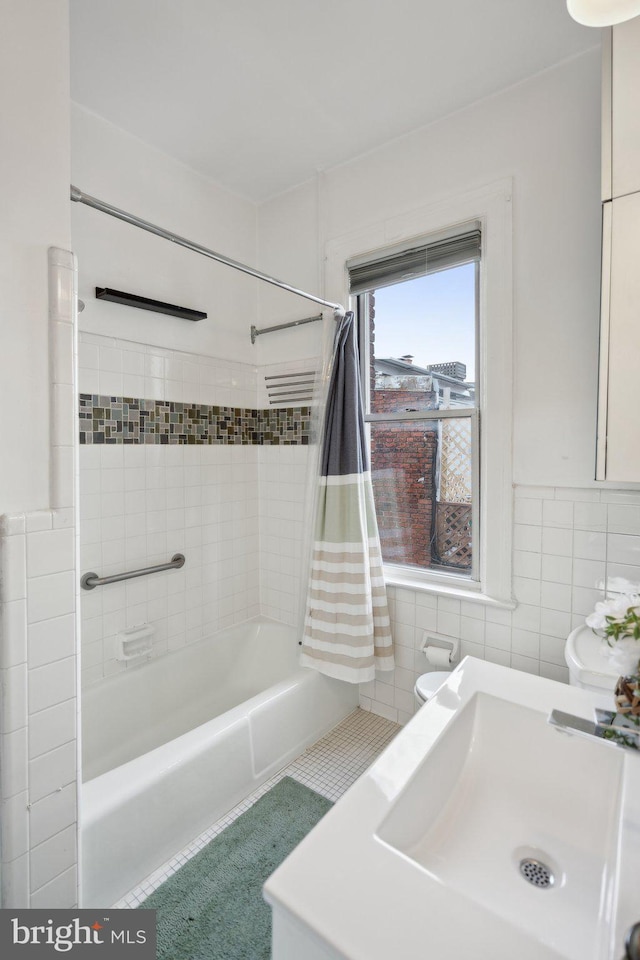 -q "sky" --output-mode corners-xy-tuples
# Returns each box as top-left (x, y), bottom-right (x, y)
(372, 262), (477, 380)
